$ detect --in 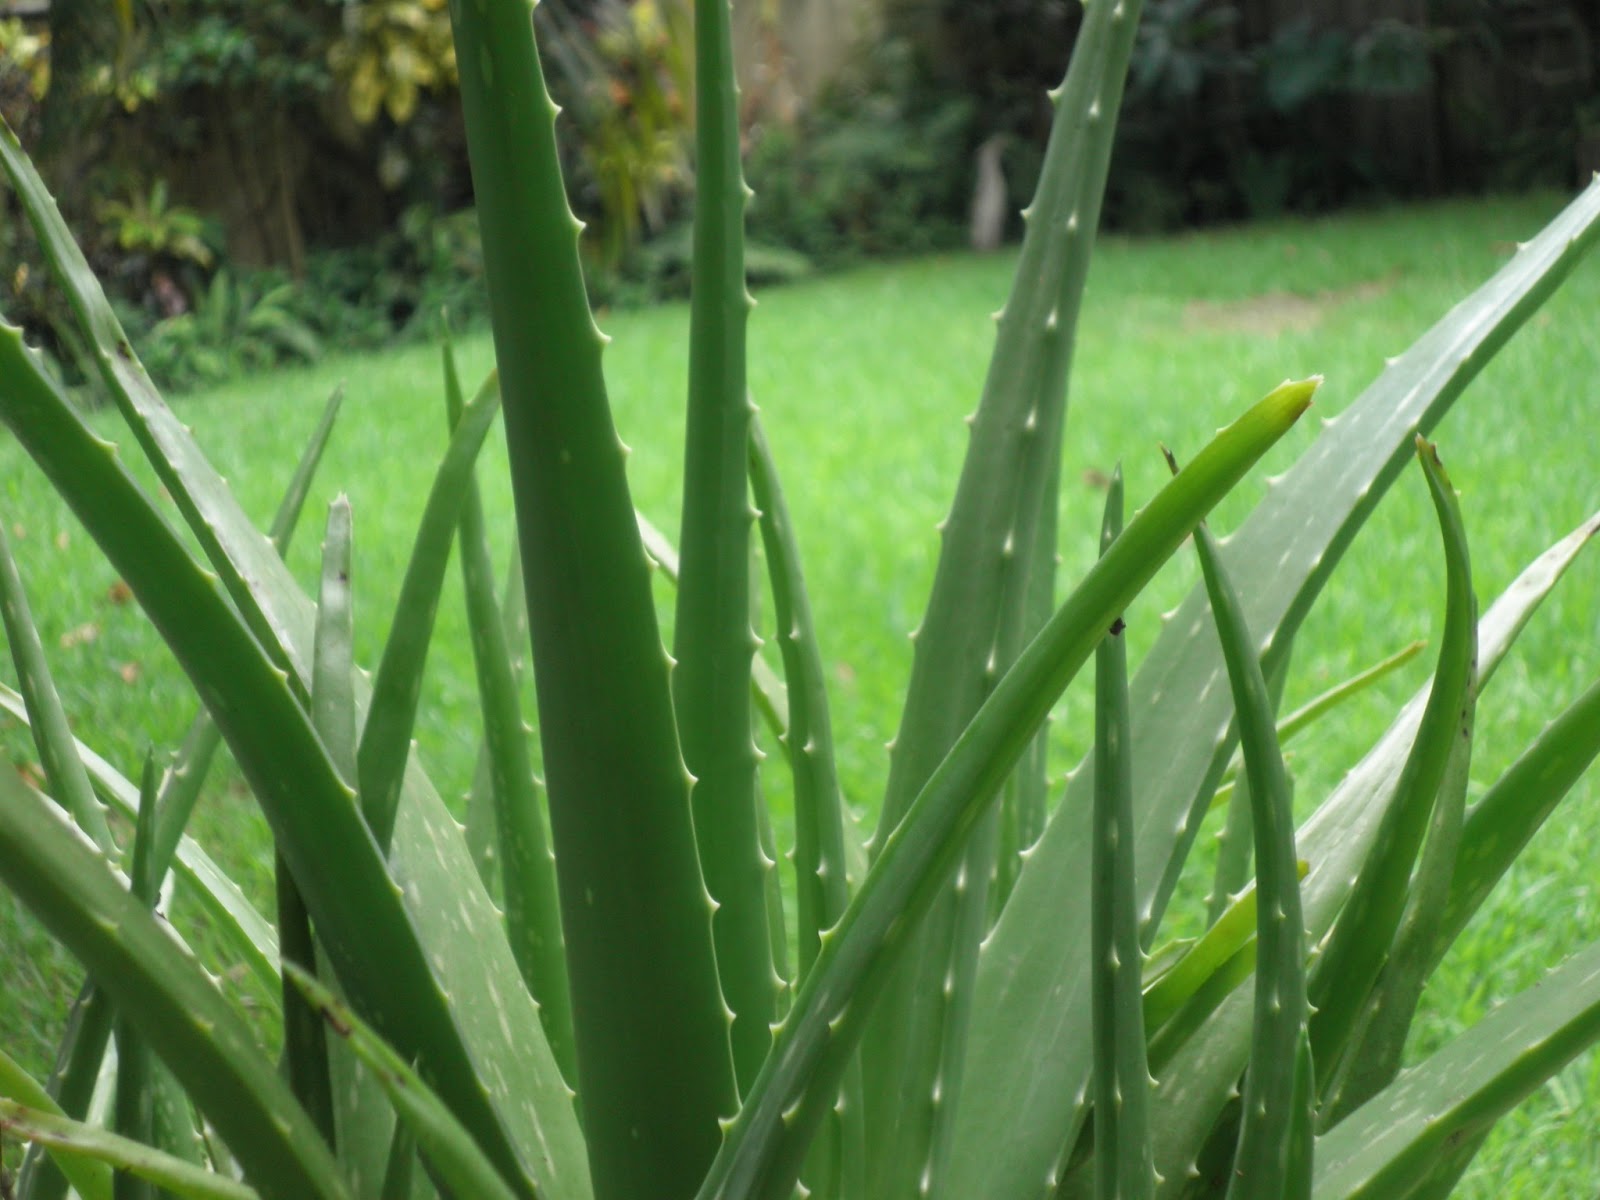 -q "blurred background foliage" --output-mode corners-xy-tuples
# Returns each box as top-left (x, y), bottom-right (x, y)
(1, 0), (1596, 396)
